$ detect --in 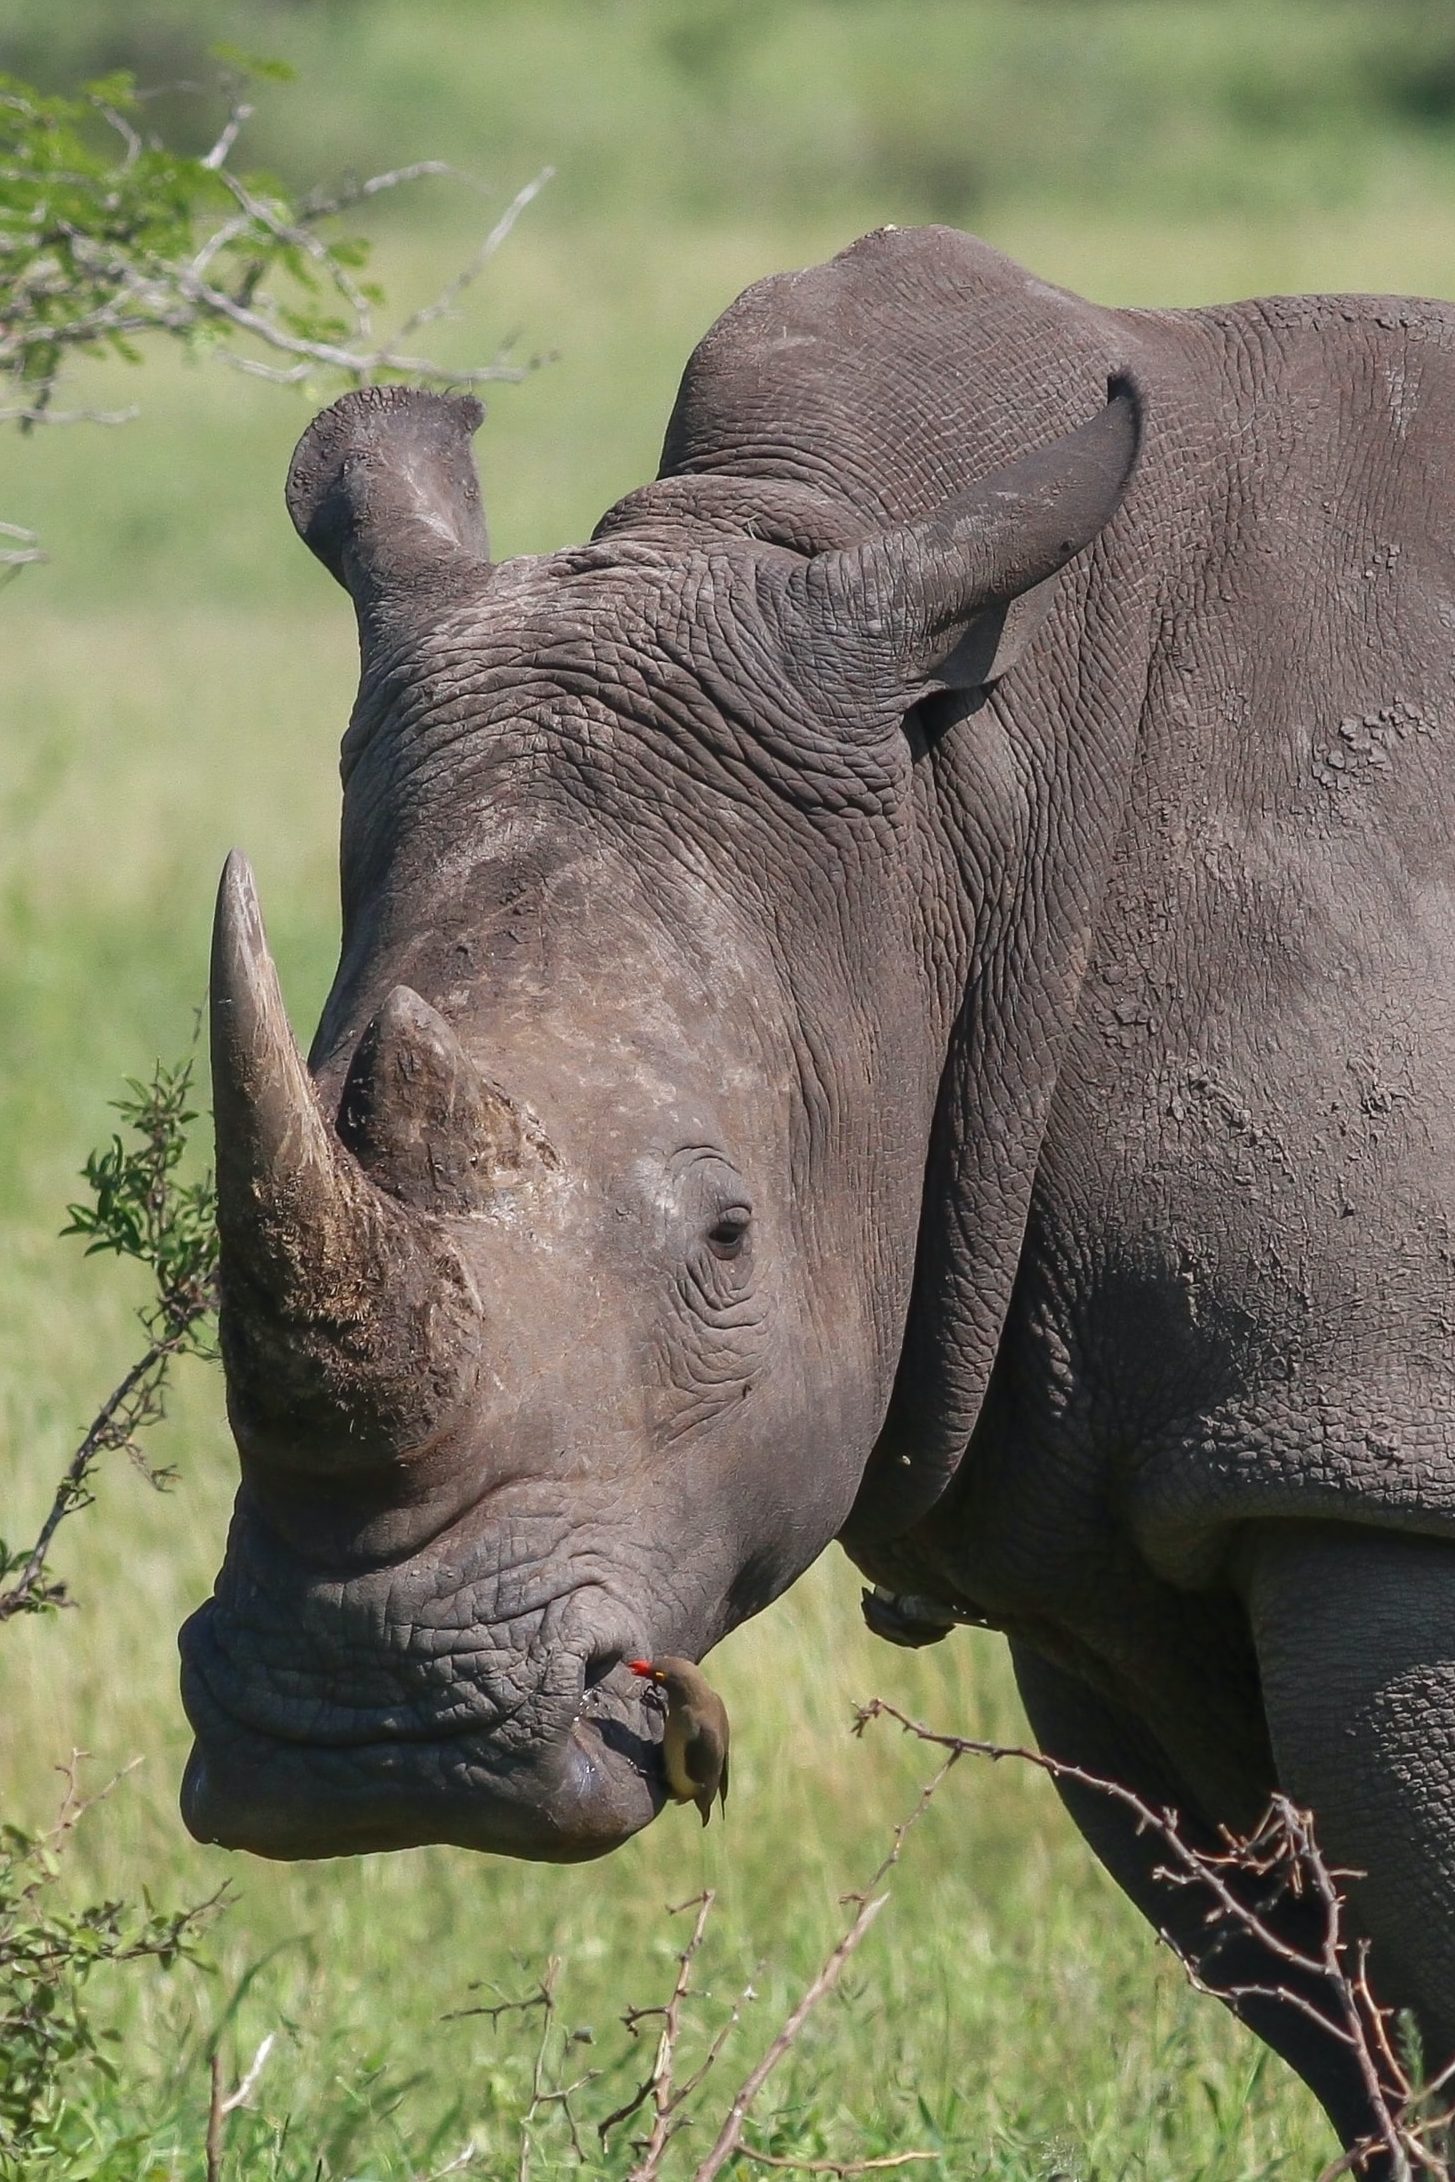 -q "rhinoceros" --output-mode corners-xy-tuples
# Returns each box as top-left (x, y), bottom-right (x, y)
(181, 225), (1455, 2153)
